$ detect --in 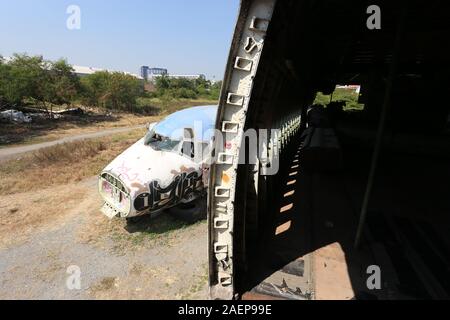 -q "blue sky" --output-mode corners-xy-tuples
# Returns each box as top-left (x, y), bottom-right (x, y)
(0, 0), (240, 79)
